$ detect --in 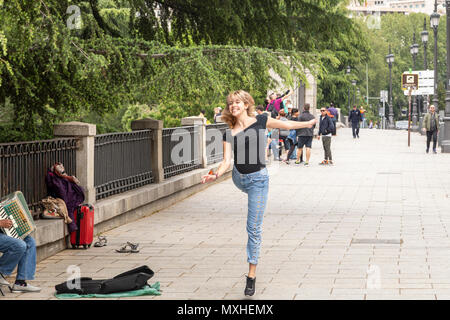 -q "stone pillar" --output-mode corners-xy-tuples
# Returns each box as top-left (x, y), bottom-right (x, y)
(131, 118), (164, 183)
(54, 122), (96, 204)
(181, 116), (207, 168)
